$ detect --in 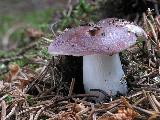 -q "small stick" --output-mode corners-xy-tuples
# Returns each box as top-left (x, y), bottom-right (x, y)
(127, 91), (143, 99)
(35, 85), (42, 94)
(76, 107), (89, 116)
(87, 103), (95, 120)
(151, 94), (160, 109)
(143, 12), (148, 30)
(95, 102), (121, 113)
(133, 97), (146, 106)
(26, 65), (48, 93)
(18, 105), (44, 115)
(147, 8), (155, 22)
(50, 22), (59, 37)
(121, 96), (133, 109)
(147, 92), (159, 112)
(142, 90), (147, 98)
(5, 103), (17, 119)
(34, 107), (45, 120)
(68, 78), (75, 96)
(147, 18), (158, 43)
(133, 105), (155, 115)
(1, 100), (7, 120)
